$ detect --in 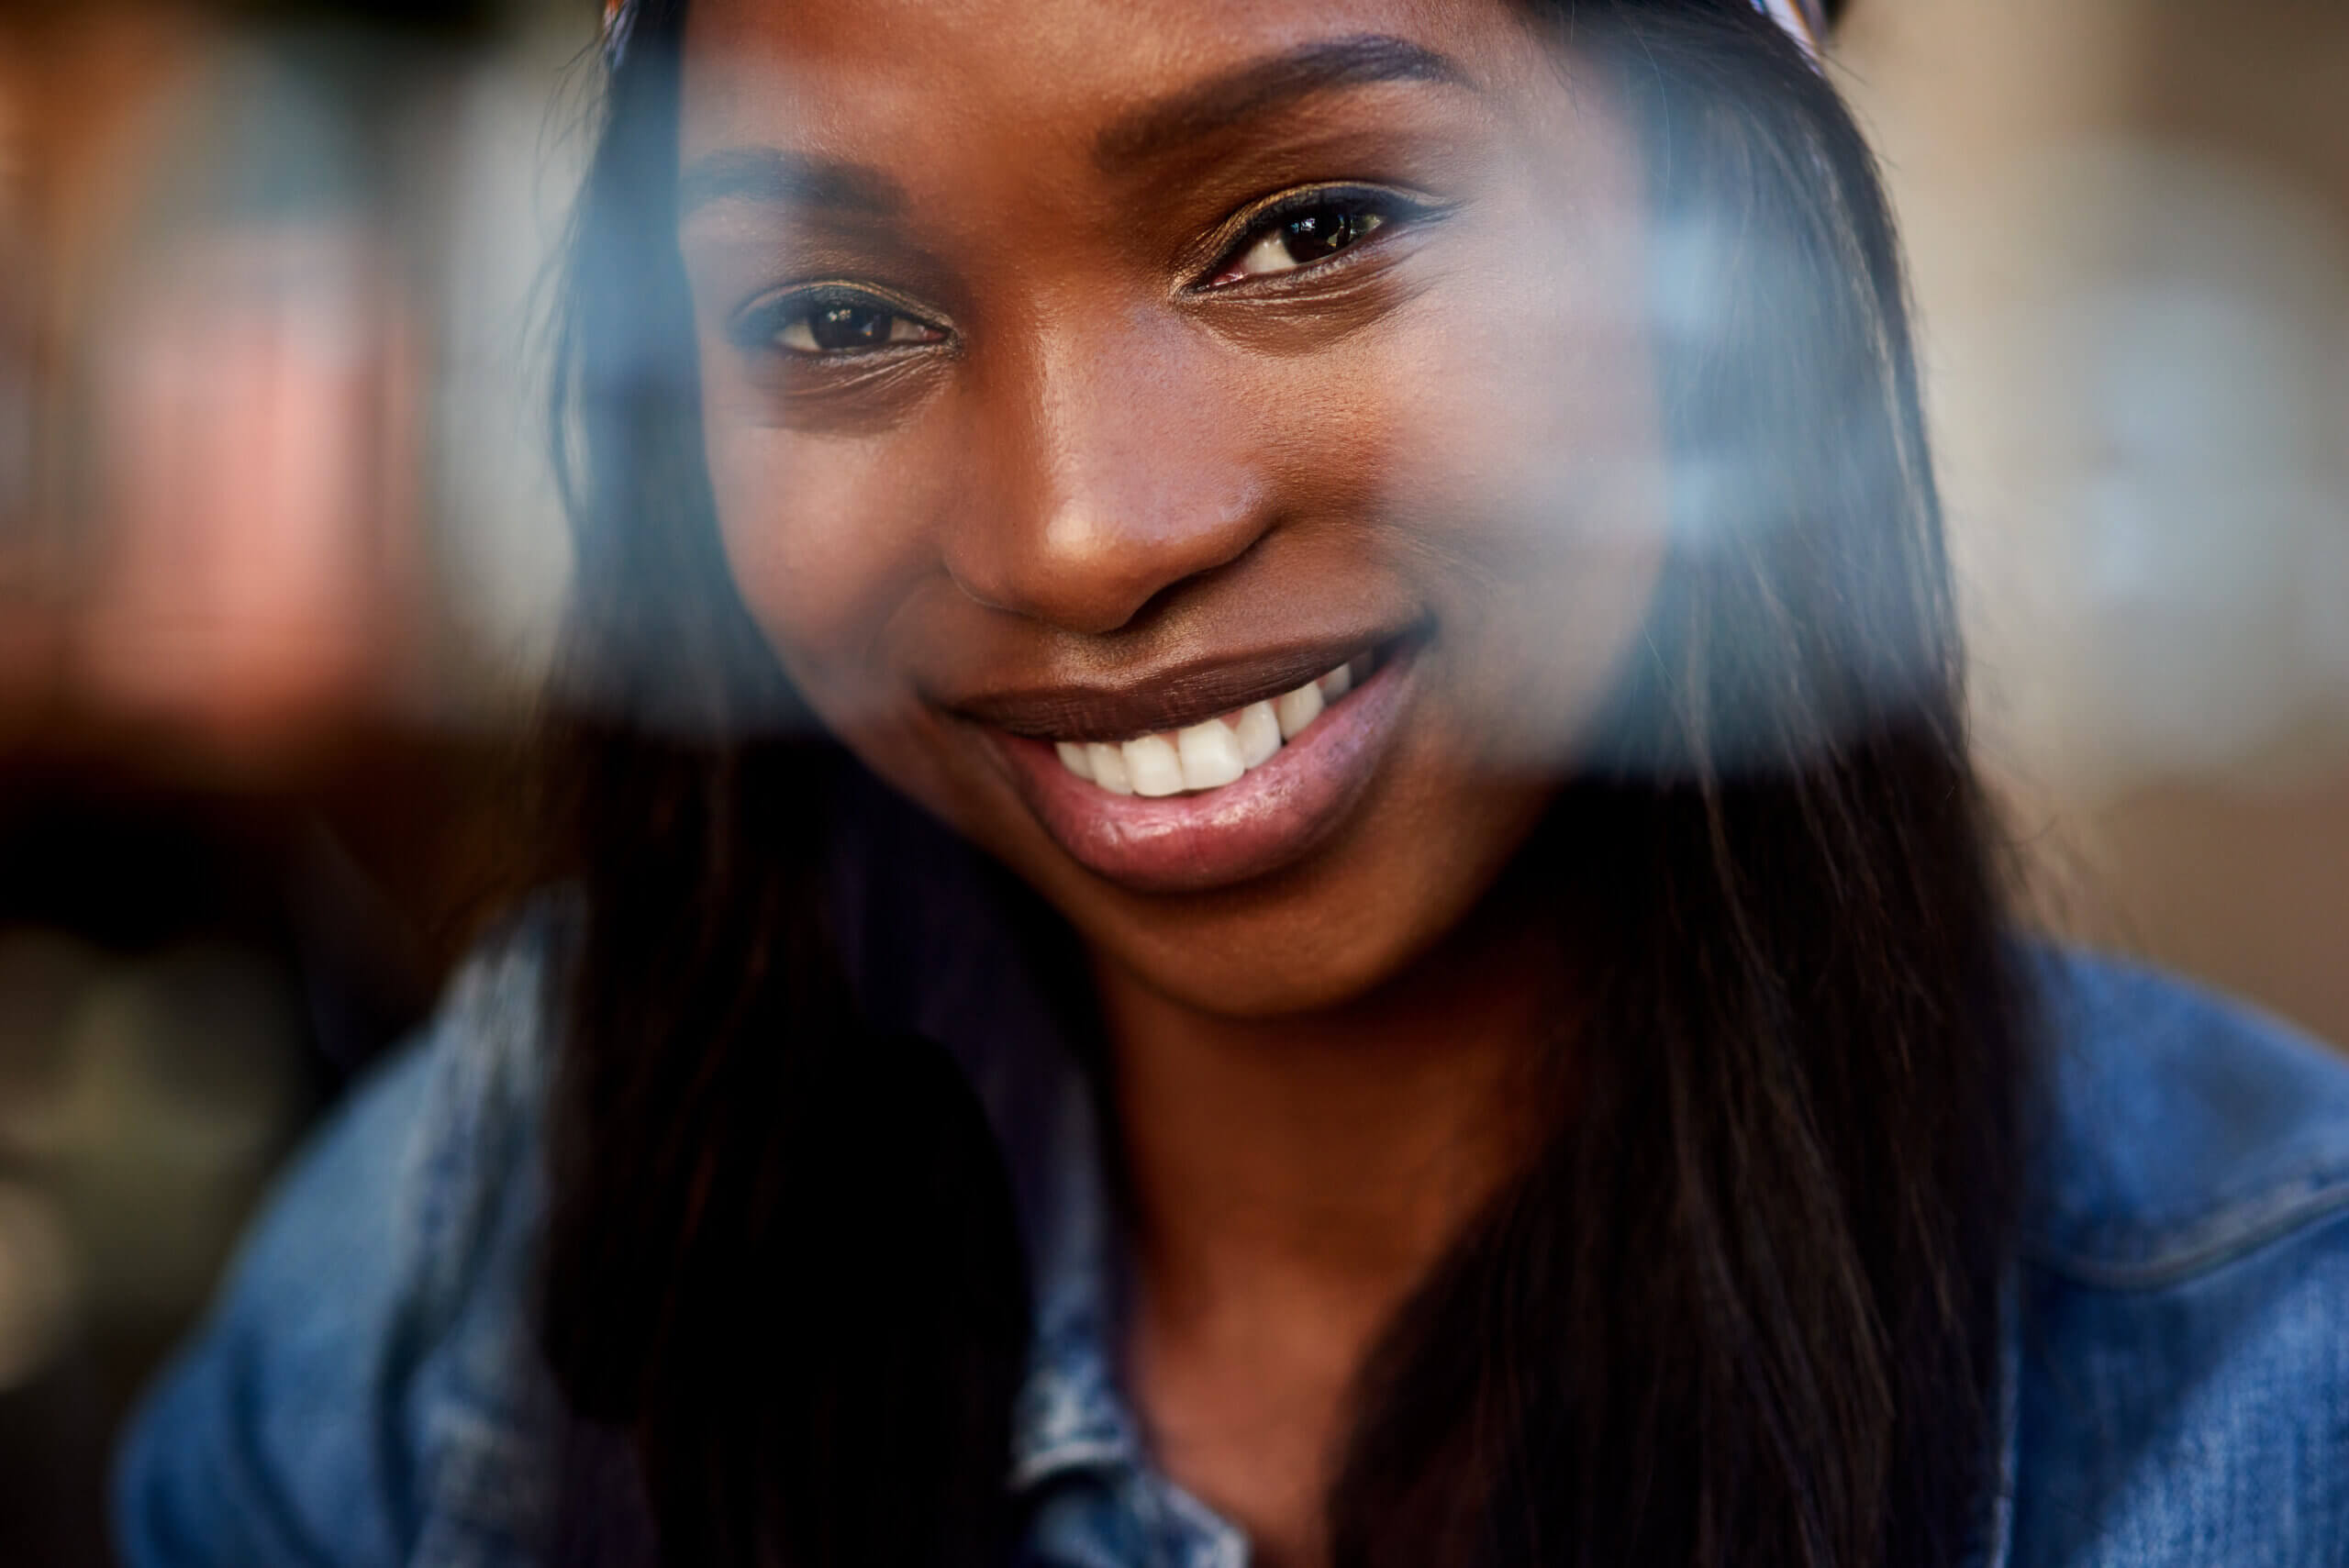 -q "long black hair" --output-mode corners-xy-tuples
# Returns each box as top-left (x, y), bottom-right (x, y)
(536, 2), (2034, 1565)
